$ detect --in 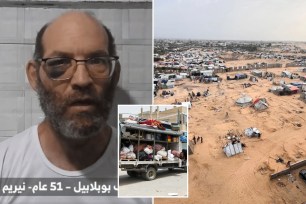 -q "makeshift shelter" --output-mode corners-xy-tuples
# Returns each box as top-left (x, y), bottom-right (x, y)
(269, 86), (283, 93)
(236, 94), (253, 107)
(281, 71), (291, 78)
(190, 69), (201, 76)
(244, 127), (261, 138)
(301, 92), (306, 102)
(300, 76), (306, 82)
(289, 86), (299, 94)
(290, 82), (306, 88)
(179, 73), (188, 78)
(223, 67), (232, 72)
(235, 73), (248, 80)
(249, 76), (258, 82)
(291, 73), (300, 79)
(227, 73), (247, 80)
(175, 75), (183, 81)
(251, 70), (263, 77)
(272, 80), (285, 86)
(200, 70), (214, 77)
(166, 79), (175, 88)
(252, 98), (268, 111)
(223, 142), (243, 157)
(271, 85), (299, 96)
